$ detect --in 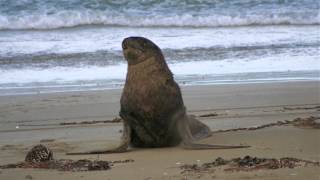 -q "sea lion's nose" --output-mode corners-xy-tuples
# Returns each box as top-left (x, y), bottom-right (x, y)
(122, 37), (143, 50)
(122, 39), (128, 50)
